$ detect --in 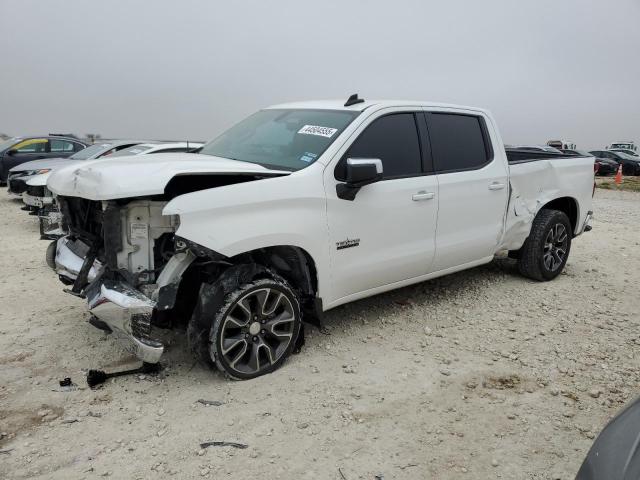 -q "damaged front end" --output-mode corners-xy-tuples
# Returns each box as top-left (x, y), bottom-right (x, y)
(54, 196), (202, 363)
